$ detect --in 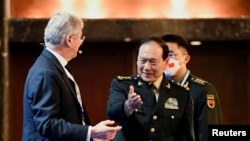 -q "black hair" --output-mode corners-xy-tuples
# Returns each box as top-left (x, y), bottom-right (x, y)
(136, 36), (169, 60)
(161, 34), (191, 54)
